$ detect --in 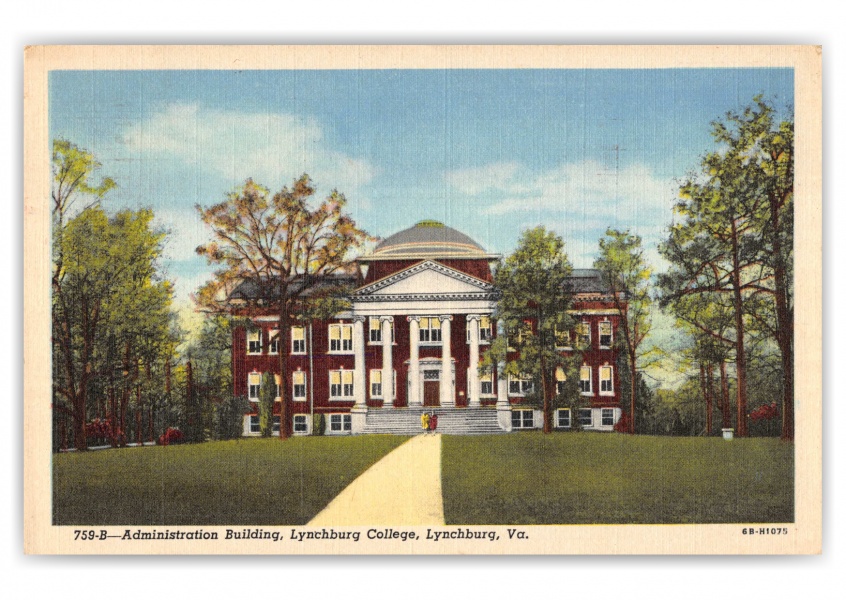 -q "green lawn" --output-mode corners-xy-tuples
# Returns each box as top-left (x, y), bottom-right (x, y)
(441, 432), (794, 525)
(53, 436), (409, 525)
